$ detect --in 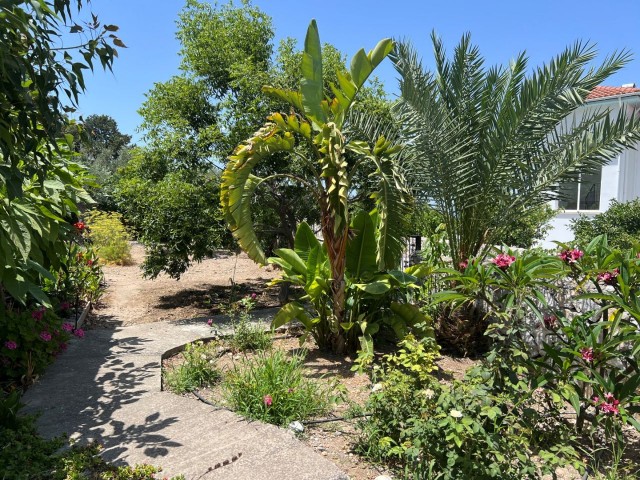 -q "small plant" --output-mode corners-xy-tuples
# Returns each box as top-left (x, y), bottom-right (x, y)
(225, 294), (272, 352)
(85, 209), (133, 265)
(223, 349), (333, 426)
(163, 341), (221, 394)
